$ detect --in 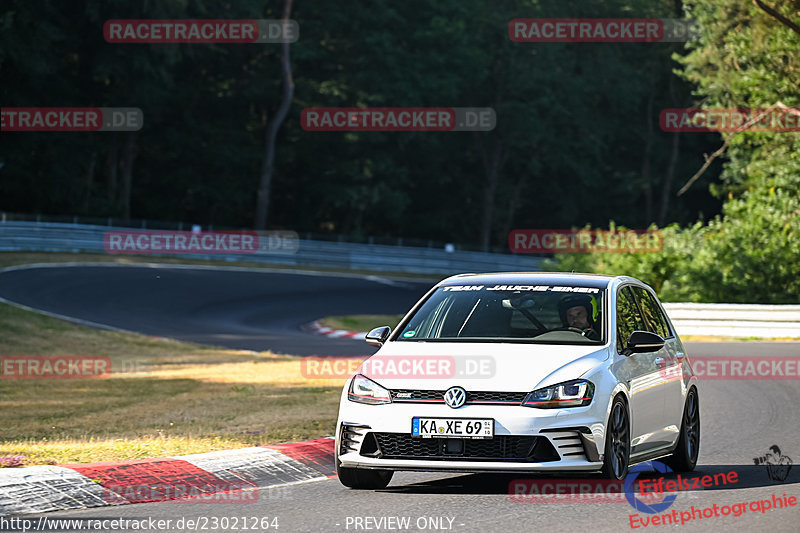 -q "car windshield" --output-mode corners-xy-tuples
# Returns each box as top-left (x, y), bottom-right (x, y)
(396, 284), (605, 344)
